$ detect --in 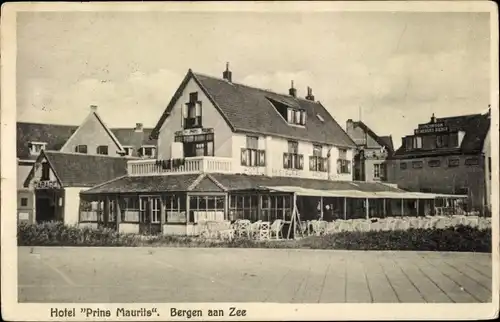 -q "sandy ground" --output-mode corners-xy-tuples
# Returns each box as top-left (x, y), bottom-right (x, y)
(18, 246), (492, 303)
